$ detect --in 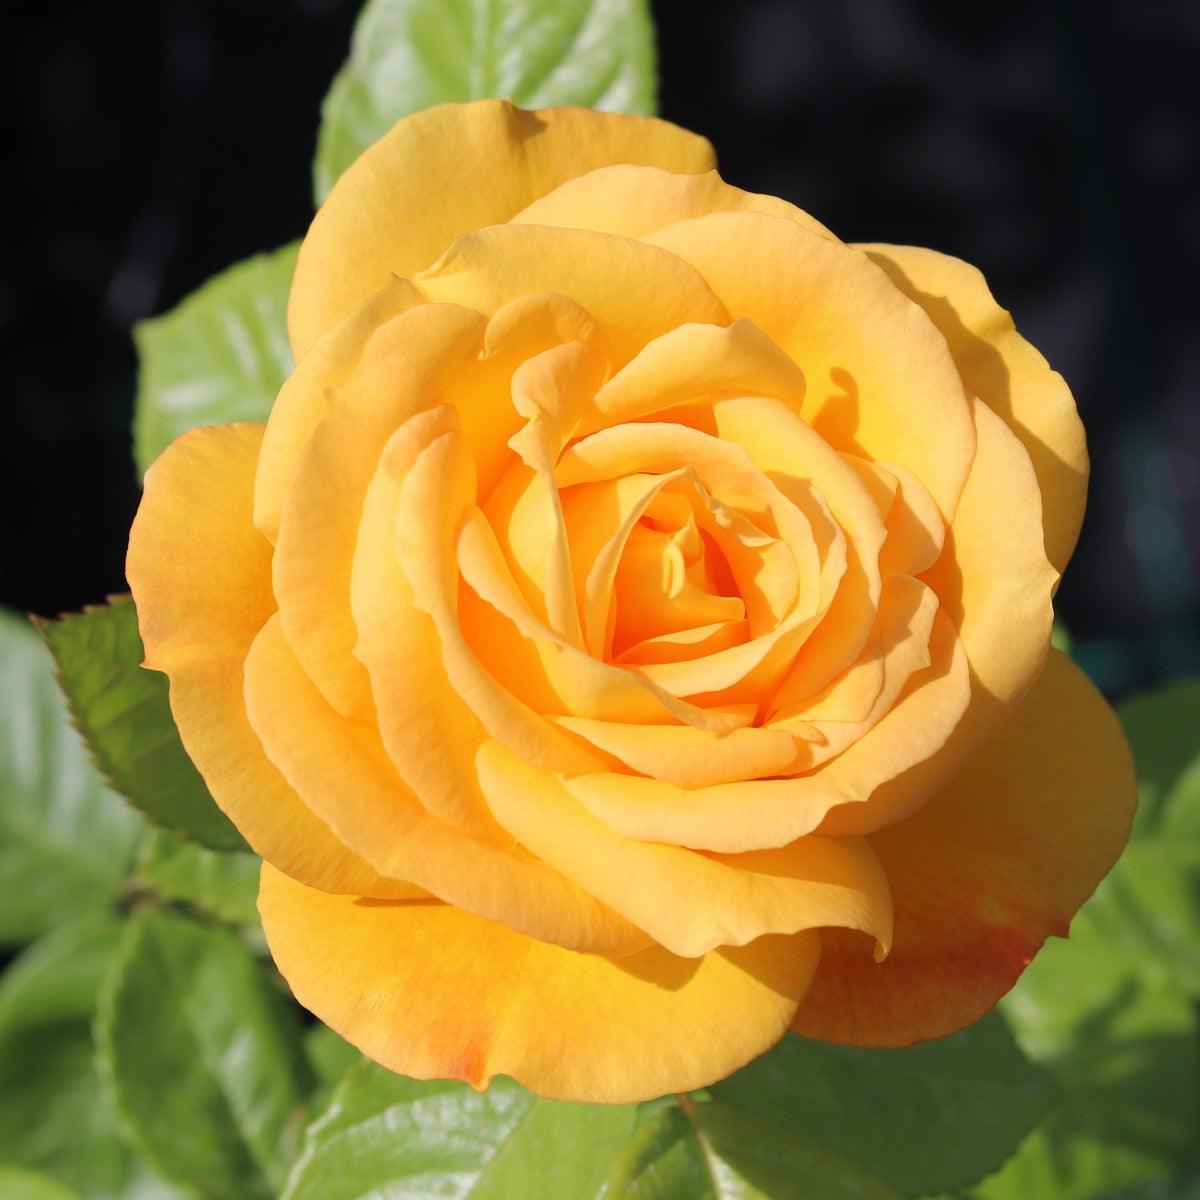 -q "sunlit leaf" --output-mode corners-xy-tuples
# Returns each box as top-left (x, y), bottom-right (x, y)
(135, 828), (260, 929)
(282, 1062), (637, 1200)
(0, 914), (186, 1200)
(314, 0), (658, 200)
(40, 597), (244, 852)
(713, 1016), (1053, 1197)
(606, 1098), (903, 1200)
(97, 908), (313, 1199)
(133, 242), (297, 475)
(0, 610), (139, 947)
